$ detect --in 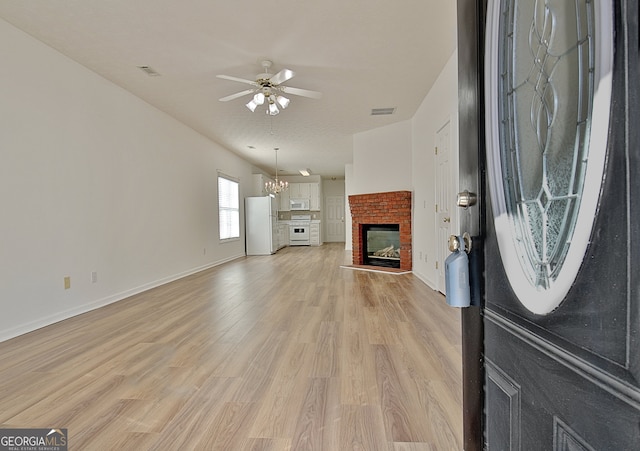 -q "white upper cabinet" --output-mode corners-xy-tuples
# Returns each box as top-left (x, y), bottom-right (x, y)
(279, 189), (290, 211)
(288, 183), (310, 198)
(309, 183), (320, 211)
